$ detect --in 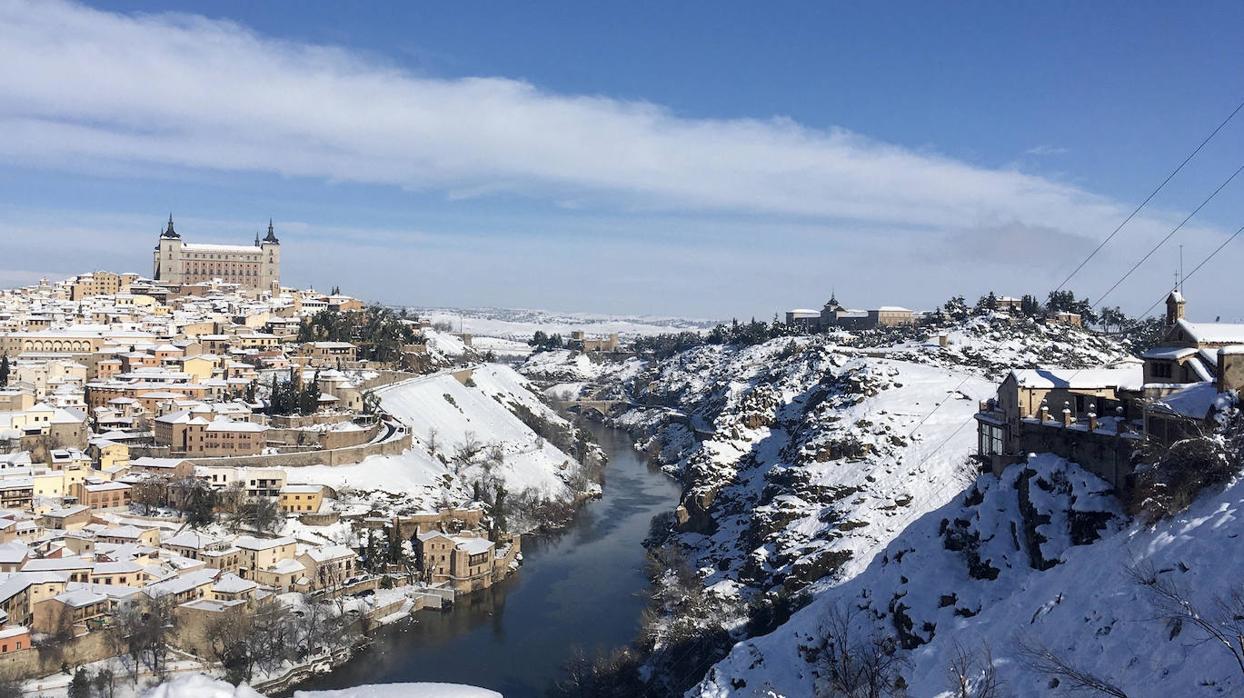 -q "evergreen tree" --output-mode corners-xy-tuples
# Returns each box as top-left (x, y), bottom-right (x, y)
(0, 354), (8, 387)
